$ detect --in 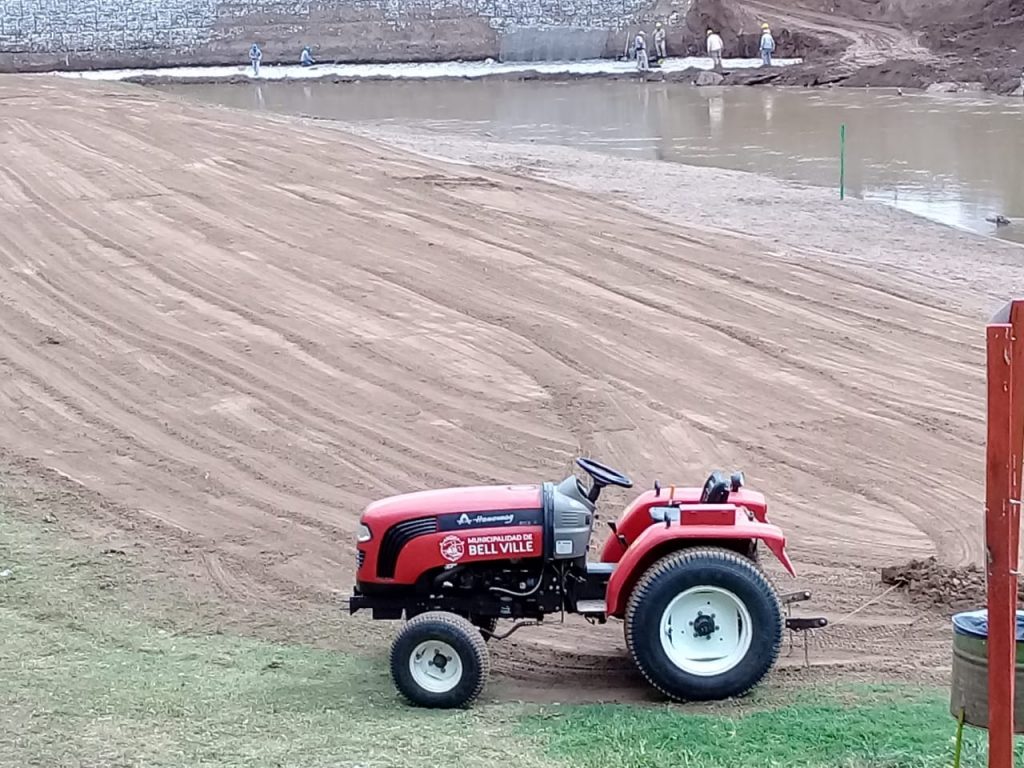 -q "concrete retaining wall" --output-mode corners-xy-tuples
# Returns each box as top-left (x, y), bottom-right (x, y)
(0, 0), (684, 71)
